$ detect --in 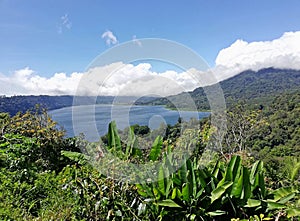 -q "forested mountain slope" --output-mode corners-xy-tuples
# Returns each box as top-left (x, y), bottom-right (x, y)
(139, 68), (300, 110)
